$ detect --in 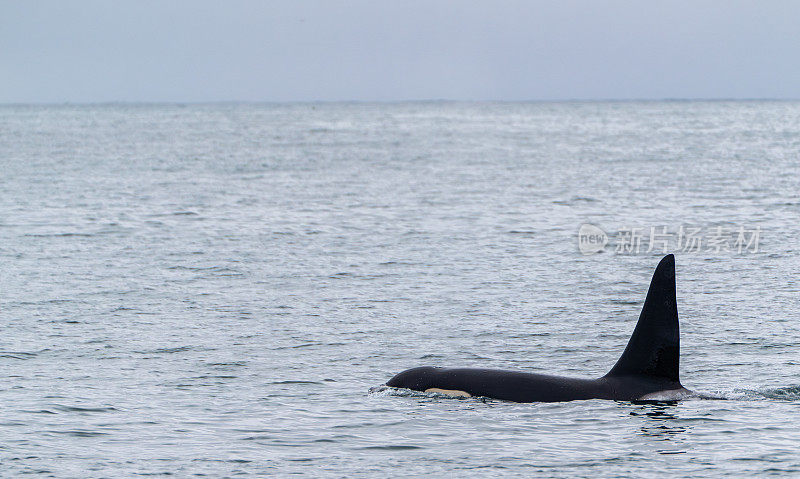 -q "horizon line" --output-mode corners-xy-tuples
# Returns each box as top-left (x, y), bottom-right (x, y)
(2, 97), (800, 107)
